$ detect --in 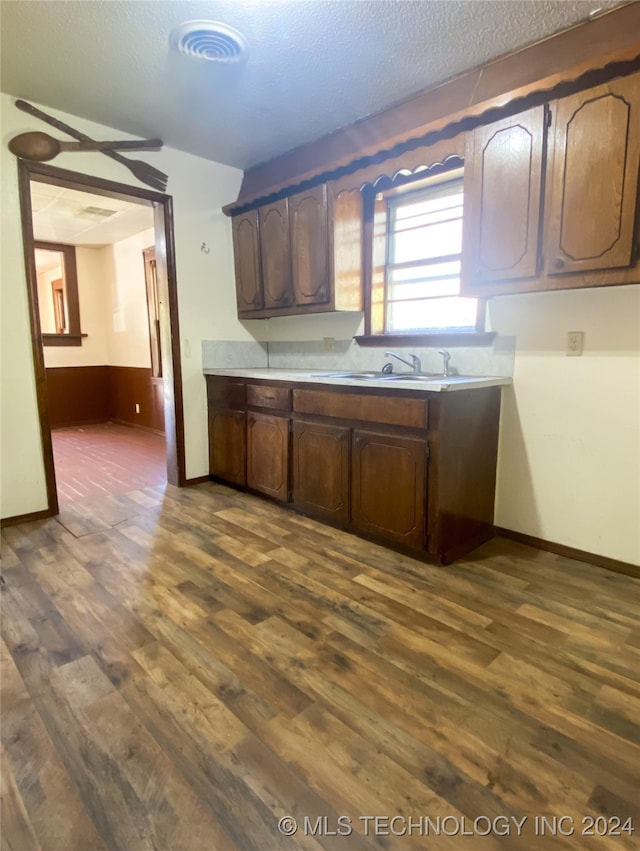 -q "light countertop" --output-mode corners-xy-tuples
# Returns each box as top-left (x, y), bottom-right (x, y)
(203, 367), (512, 393)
